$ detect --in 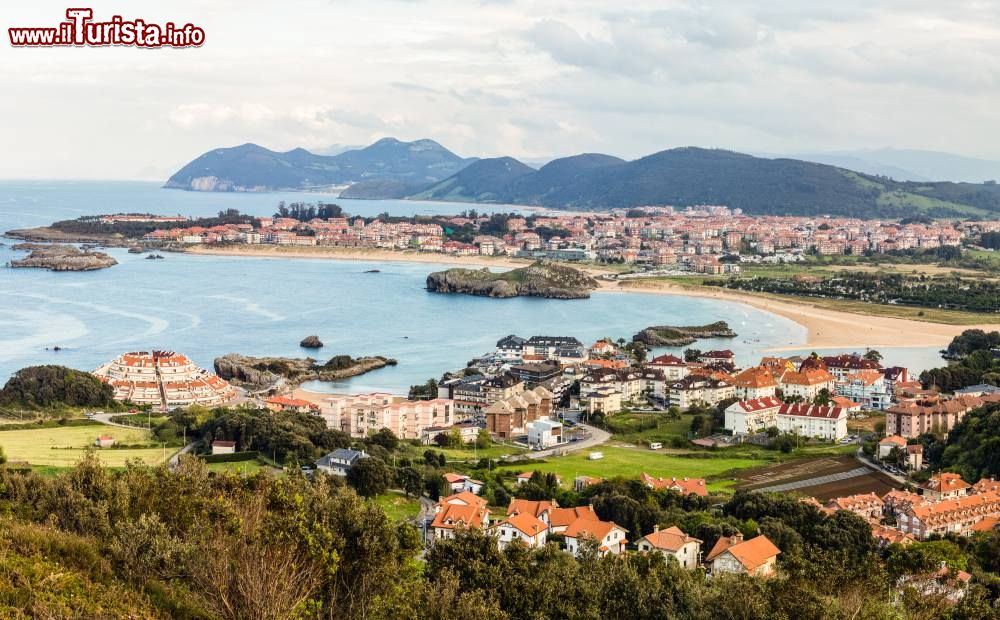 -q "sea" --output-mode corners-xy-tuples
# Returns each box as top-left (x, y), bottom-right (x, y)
(0, 181), (943, 393)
